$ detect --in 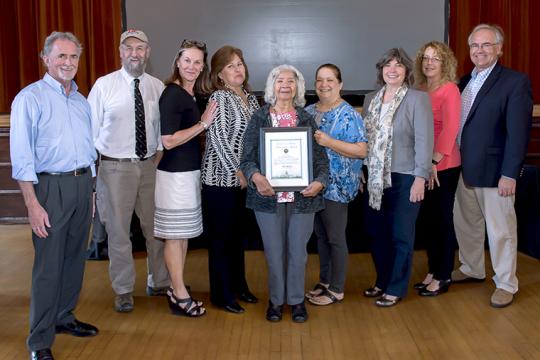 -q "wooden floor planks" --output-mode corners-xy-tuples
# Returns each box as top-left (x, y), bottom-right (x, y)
(1, 224), (540, 359)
